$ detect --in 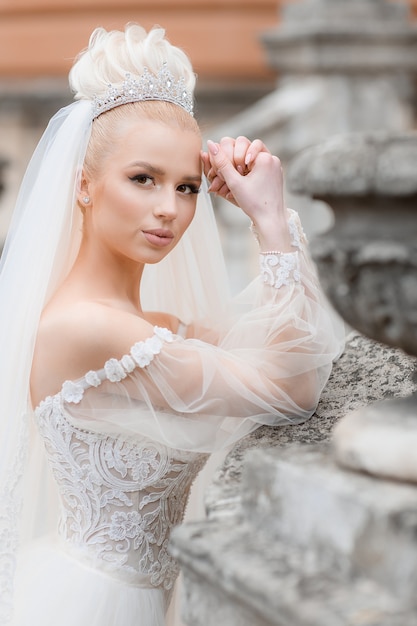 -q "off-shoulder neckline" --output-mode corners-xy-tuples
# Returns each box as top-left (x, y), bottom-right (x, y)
(35, 326), (175, 411)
